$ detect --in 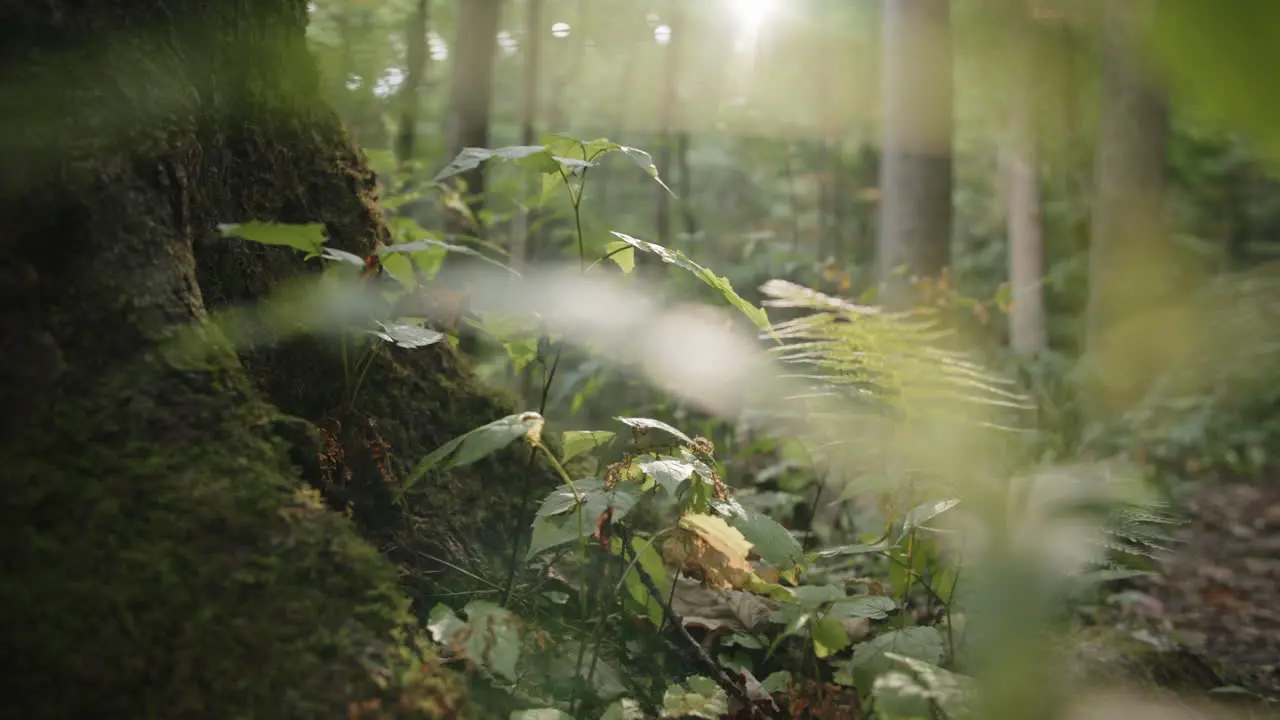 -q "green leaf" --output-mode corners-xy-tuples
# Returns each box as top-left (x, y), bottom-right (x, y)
(405, 413), (542, 489)
(615, 535), (669, 628)
(828, 595), (897, 621)
(381, 251), (417, 291)
(812, 616), (851, 658)
(730, 510), (803, 567)
(505, 337), (539, 374)
(369, 322), (444, 349)
(871, 671), (933, 720)
(527, 480), (643, 558)
(510, 710), (572, 720)
(600, 698), (644, 720)
(535, 478), (607, 518)
(760, 670), (793, 694)
(562, 430), (616, 461)
(434, 147), (496, 181)
(427, 603), (466, 644)
(321, 247), (366, 266)
(609, 232), (773, 335)
(897, 499), (960, 541)
(604, 240), (636, 274)
(616, 416), (693, 446)
(661, 676), (728, 719)
(620, 145), (675, 196)
(812, 542), (891, 559)
(636, 456), (696, 494)
(844, 627), (946, 689)
(218, 221), (328, 255)
(462, 600), (522, 682)
(790, 585), (847, 610)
